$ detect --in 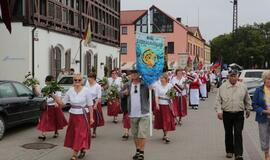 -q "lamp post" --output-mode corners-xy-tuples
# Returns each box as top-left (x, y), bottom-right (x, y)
(250, 56), (254, 69)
